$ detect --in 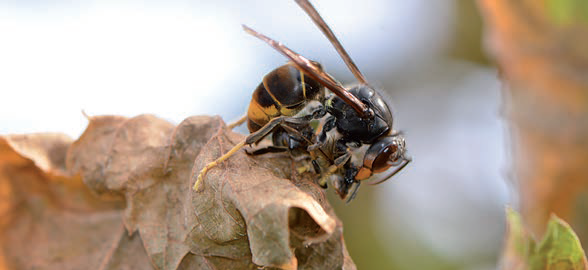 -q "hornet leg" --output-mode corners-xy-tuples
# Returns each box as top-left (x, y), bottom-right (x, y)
(246, 145), (289, 155)
(227, 115), (248, 129)
(317, 150), (351, 187)
(194, 116), (311, 191)
(193, 141), (246, 191)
